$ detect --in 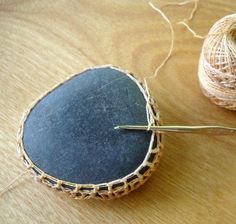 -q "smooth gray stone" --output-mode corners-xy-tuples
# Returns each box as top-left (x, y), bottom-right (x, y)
(23, 67), (152, 184)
